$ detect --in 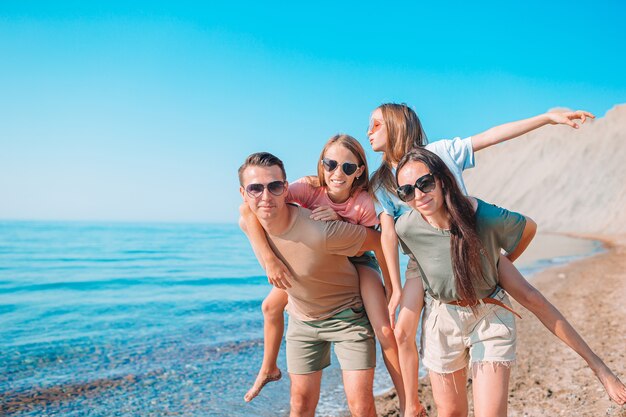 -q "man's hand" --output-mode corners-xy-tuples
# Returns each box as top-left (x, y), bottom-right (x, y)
(264, 256), (293, 289)
(310, 206), (341, 221)
(547, 110), (595, 129)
